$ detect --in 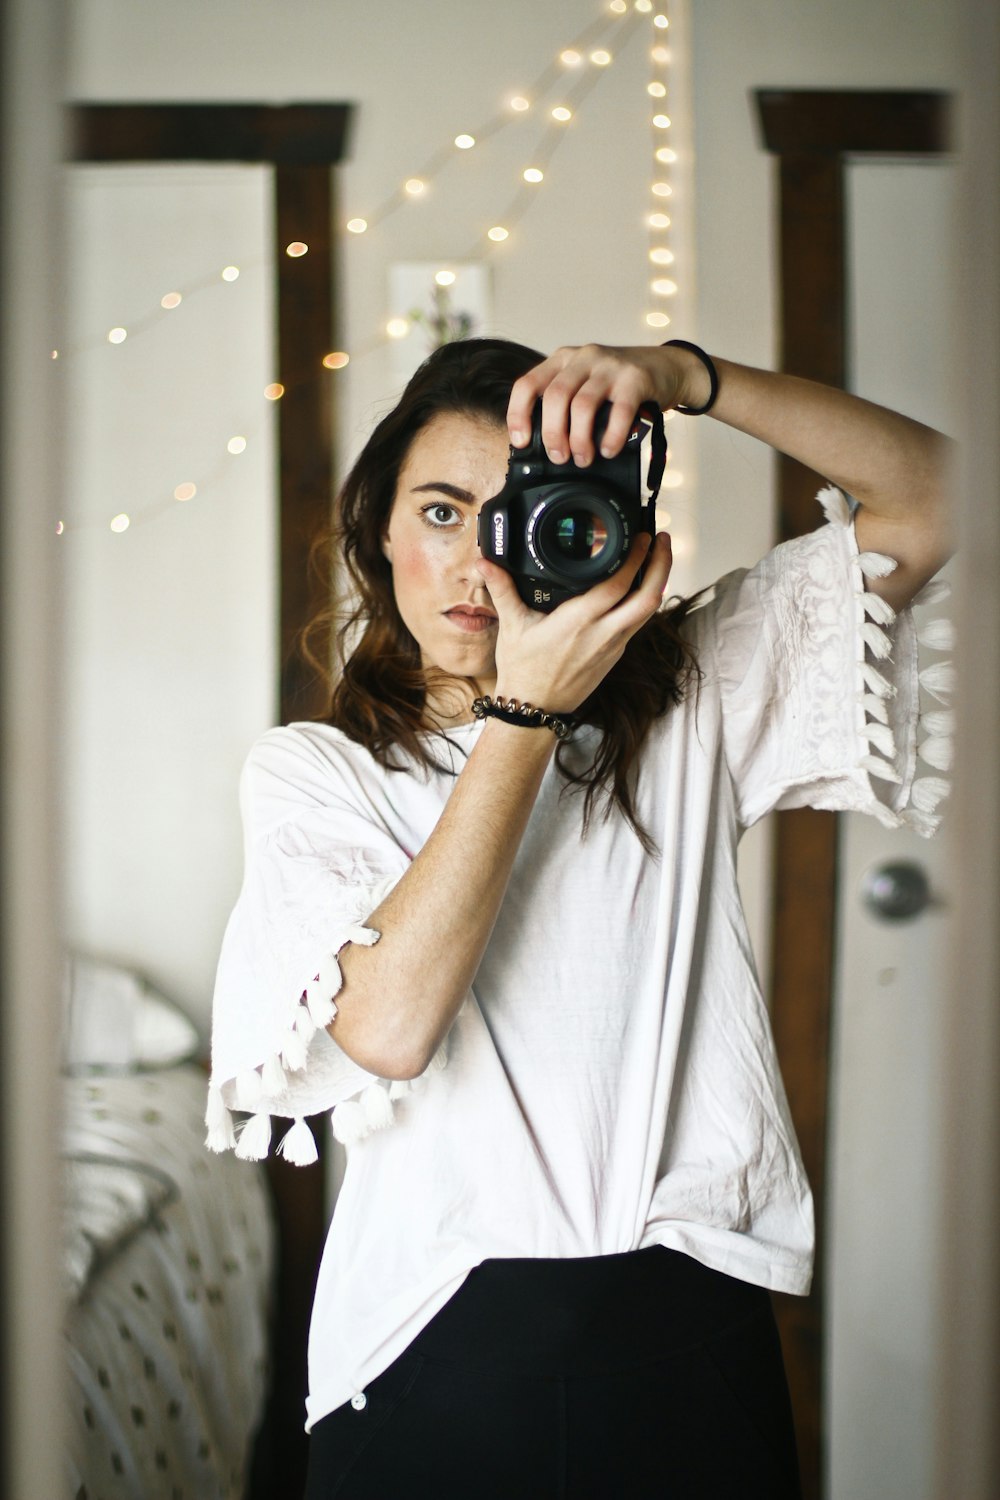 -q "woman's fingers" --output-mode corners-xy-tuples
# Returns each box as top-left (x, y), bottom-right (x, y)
(509, 345), (671, 461)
